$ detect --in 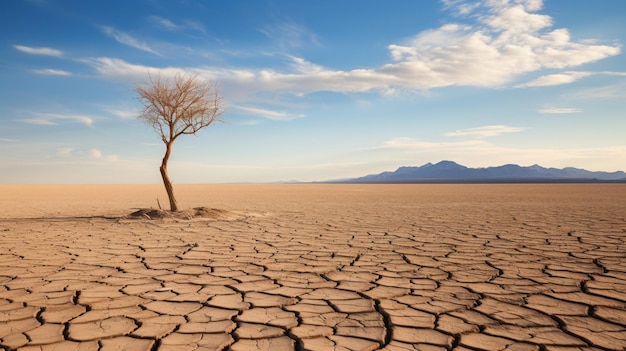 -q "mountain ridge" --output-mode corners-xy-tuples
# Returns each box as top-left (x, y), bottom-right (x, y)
(331, 161), (626, 183)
